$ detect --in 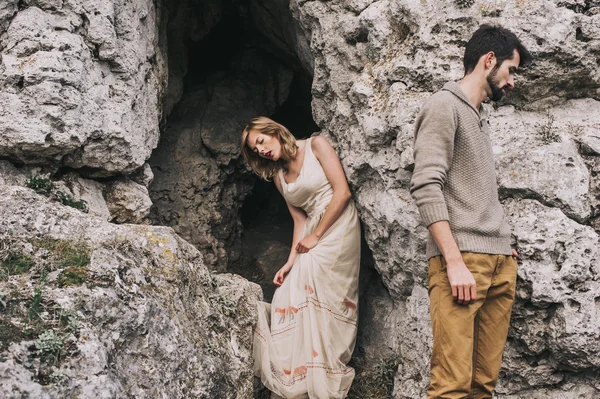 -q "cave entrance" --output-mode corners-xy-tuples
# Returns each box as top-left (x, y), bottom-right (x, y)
(233, 72), (318, 302)
(150, 4), (397, 394)
(149, 0), (316, 271)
